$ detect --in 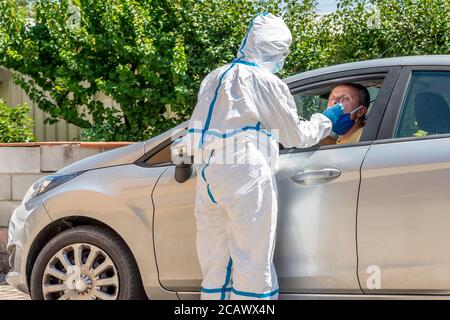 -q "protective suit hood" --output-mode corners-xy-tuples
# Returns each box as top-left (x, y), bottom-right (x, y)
(236, 13), (292, 73)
